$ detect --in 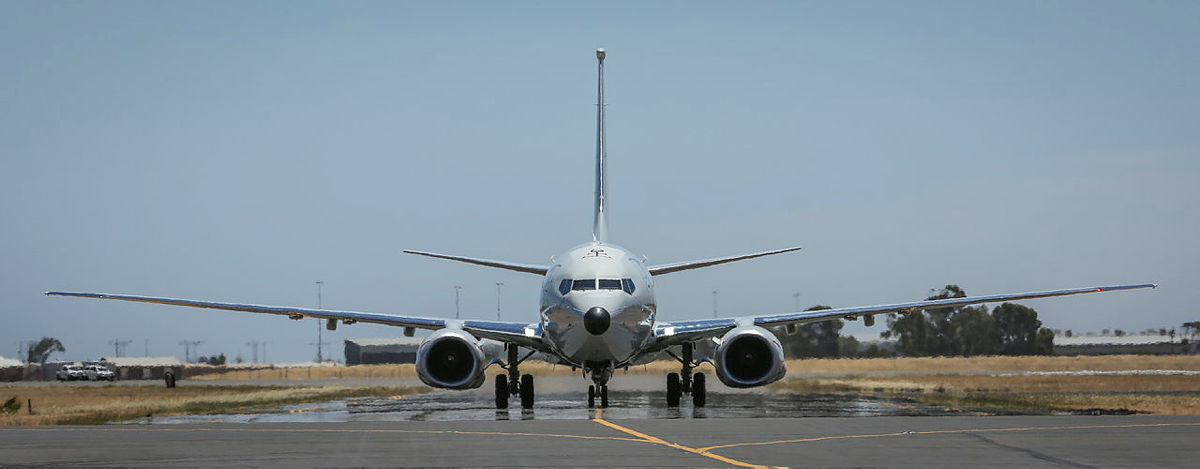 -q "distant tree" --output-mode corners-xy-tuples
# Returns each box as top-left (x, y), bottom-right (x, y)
(884, 285), (967, 356)
(992, 303), (1043, 355)
(1102, 329), (1110, 335)
(778, 305), (843, 358)
(1114, 329), (1126, 337)
(25, 337), (65, 364)
(1035, 327), (1055, 355)
(952, 306), (1001, 356)
(838, 335), (860, 357)
(1064, 330), (1073, 338)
